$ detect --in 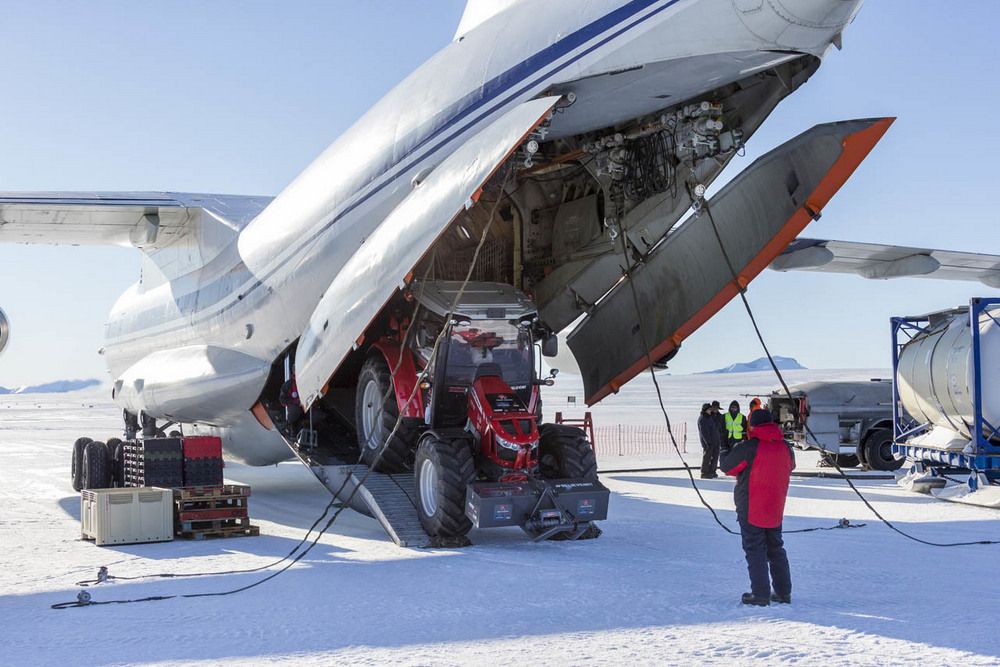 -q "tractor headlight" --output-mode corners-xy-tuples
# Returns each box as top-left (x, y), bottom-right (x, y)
(495, 434), (520, 451)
